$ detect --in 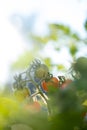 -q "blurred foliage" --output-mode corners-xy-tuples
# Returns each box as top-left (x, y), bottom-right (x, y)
(31, 23), (81, 49)
(11, 49), (39, 70)
(57, 64), (66, 71)
(69, 43), (78, 56)
(84, 19), (87, 31)
(11, 22), (87, 75)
